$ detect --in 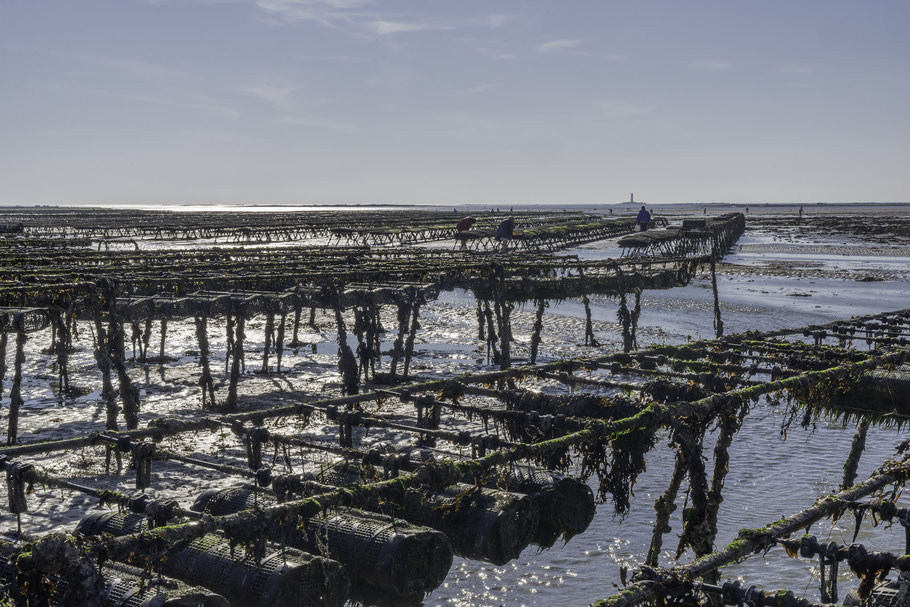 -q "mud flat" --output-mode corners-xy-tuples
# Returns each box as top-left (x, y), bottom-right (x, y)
(0, 206), (908, 606)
